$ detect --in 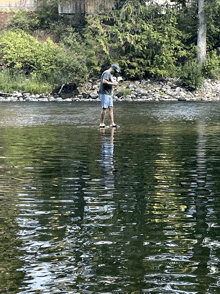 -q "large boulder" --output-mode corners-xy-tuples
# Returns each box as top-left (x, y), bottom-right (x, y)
(52, 83), (79, 98)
